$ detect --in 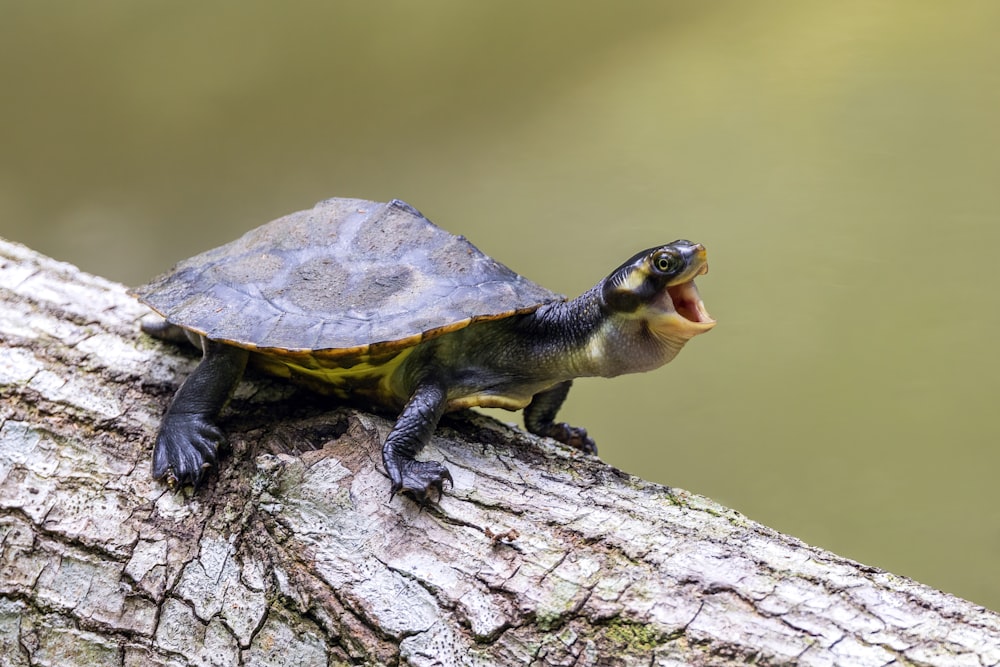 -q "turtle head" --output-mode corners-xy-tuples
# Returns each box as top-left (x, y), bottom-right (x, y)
(601, 240), (716, 343)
